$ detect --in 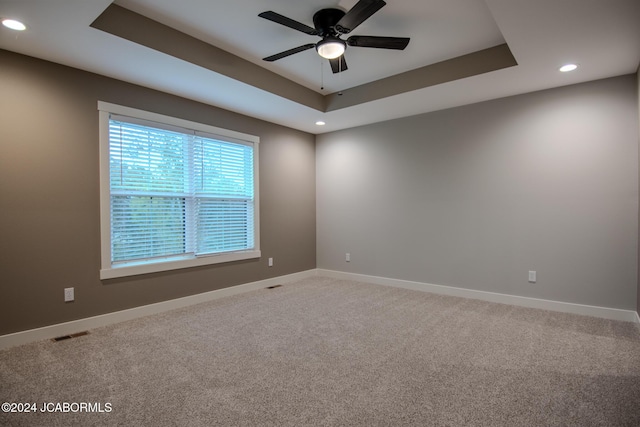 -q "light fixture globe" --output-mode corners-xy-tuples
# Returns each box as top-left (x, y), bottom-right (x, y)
(316, 37), (346, 59)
